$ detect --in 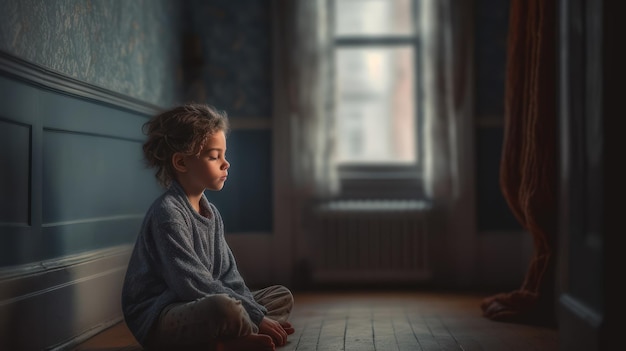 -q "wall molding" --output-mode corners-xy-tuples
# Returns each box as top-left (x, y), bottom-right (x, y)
(0, 244), (133, 281)
(0, 51), (161, 117)
(0, 245), (134, 351)
(0, 51), (155, 350)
